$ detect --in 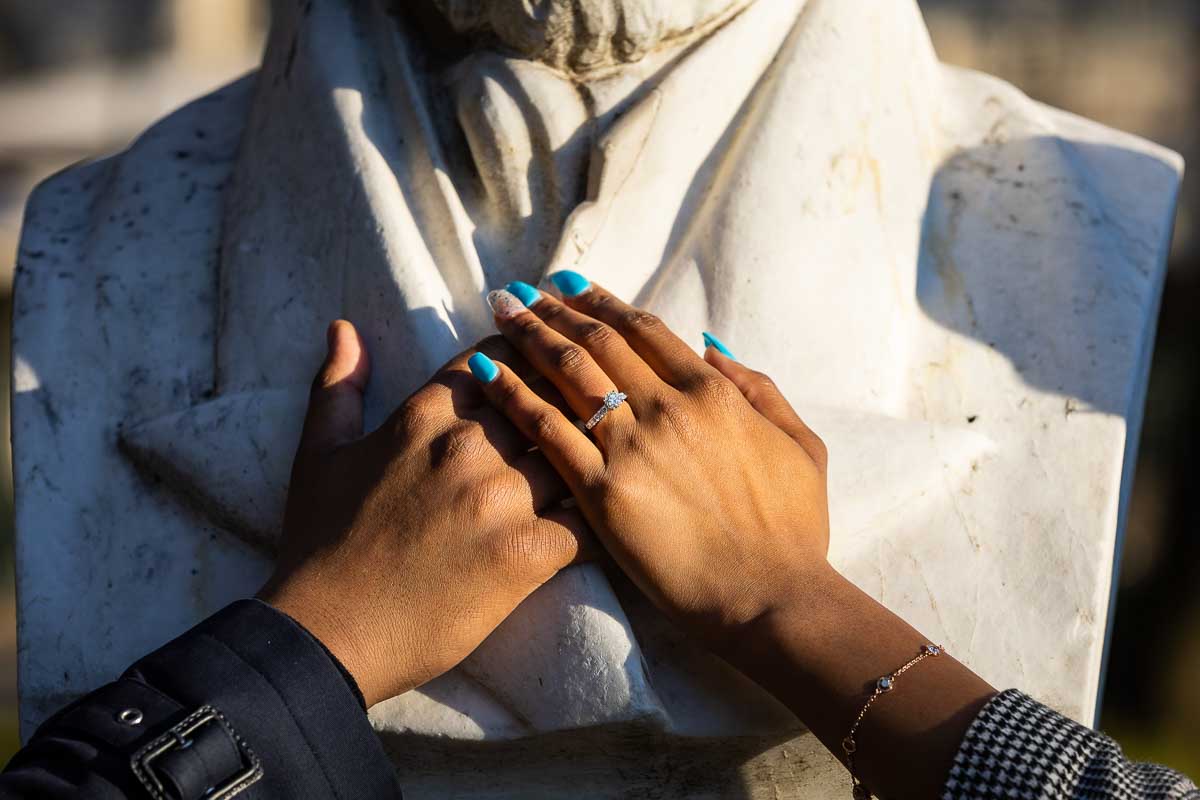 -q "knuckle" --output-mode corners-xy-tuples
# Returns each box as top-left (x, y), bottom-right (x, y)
(618, 308), (663, 336)
(551, 343), (591, 375)
(537, 302), (567, 324)
(756, 372), (779, 392)
(576, 321), (617, 350)
(390, 398), (430, 439)
(807, 433), (829, 469)
(649, 390), (708, 441)
(512, 314), (545, 337)
(743, 371), (779, 404)
(494, 377), (524, 410)
(582, 290), (614, 313)
(649, 391), (687, 421)
(529, 408), (564, 442)
(692, 373), (741, 408)
(432, 423), (487, 468)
